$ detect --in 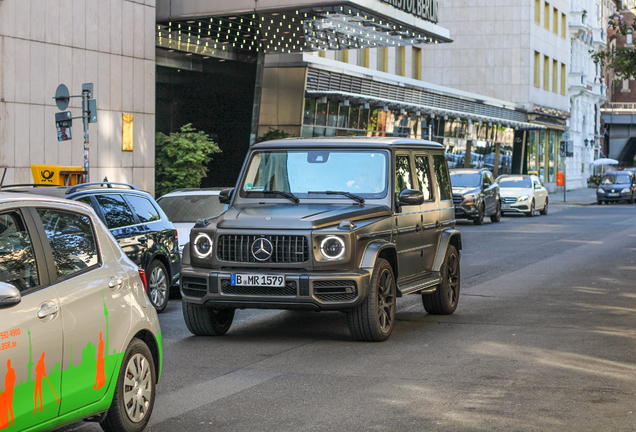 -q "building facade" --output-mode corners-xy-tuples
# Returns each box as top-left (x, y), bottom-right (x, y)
(0, 0), (156, 192)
